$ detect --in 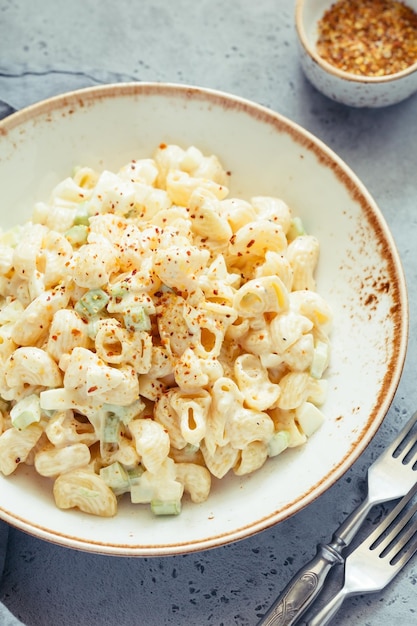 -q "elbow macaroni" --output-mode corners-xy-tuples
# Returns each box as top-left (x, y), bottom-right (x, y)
(0, 142), (332, 518)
